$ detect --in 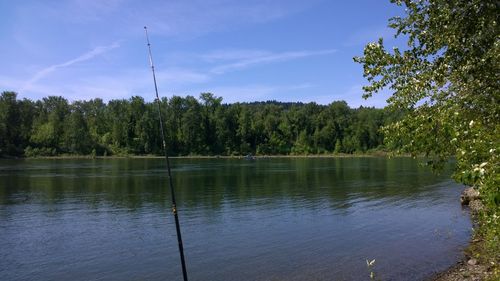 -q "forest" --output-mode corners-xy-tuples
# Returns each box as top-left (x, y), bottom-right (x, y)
(0, 91), (401, 157)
